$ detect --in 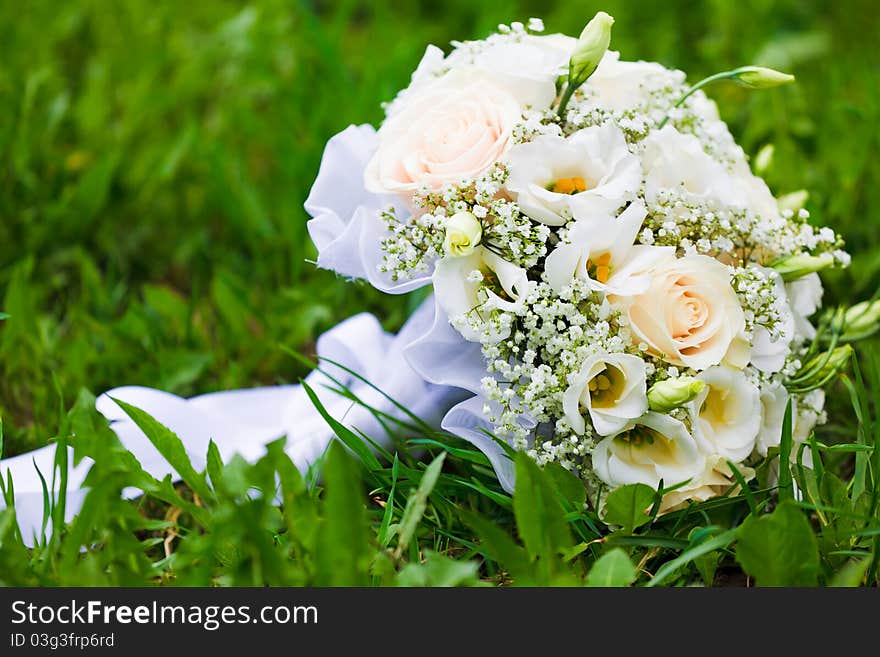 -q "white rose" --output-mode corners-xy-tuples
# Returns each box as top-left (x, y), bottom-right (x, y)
(786, 273), (823, 341)
(562, 352), (648, 436)
(505, 123), (641, 225)
(432, 247), (530, 342)
(444, 34), (575, 109)
(544, 201), (674, 296)
(689, 366), (761, 463)
(364, 69), (522, 195)
(586, 51), (685, 111)
(642, 126), (744, 208)
(619, 255), (746, 371)
(592, 412), (705, 490)
(658, 457), (754, 513)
